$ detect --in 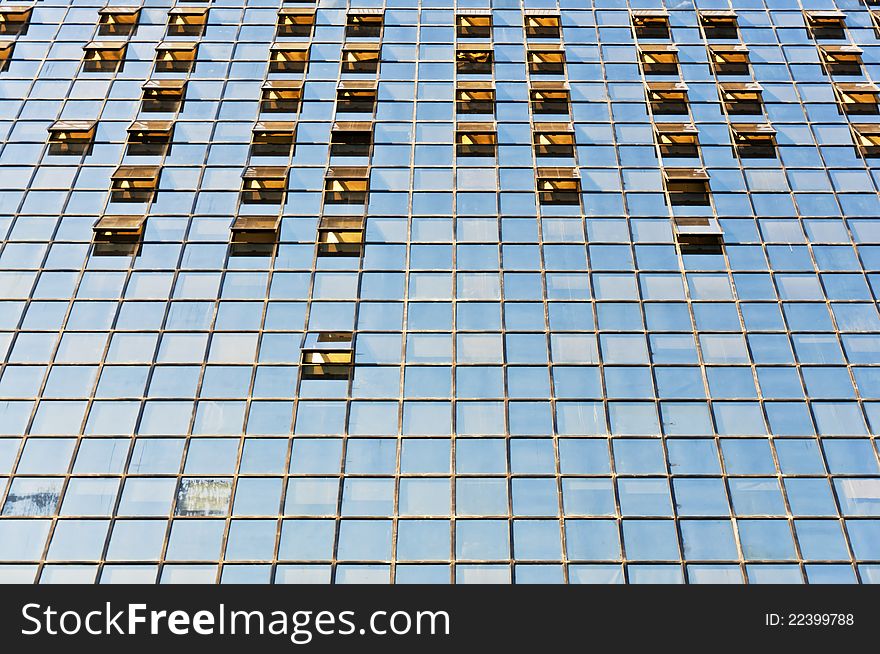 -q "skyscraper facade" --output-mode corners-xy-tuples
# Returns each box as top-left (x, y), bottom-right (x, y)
(0, 0), (879, 585)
